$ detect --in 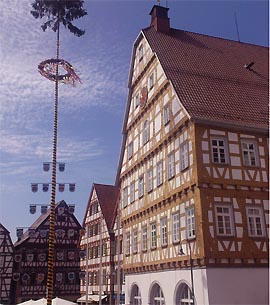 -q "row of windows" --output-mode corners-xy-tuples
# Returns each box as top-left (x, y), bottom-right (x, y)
(216, 205), (266, 237)
(123, 142), (189, 207)
(125, 207), (195, 255)
(128, 104), (171, 158)
(211, 138), (260, 166)
(81, 268), (124, 286)
(89, 202), (99, 216)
